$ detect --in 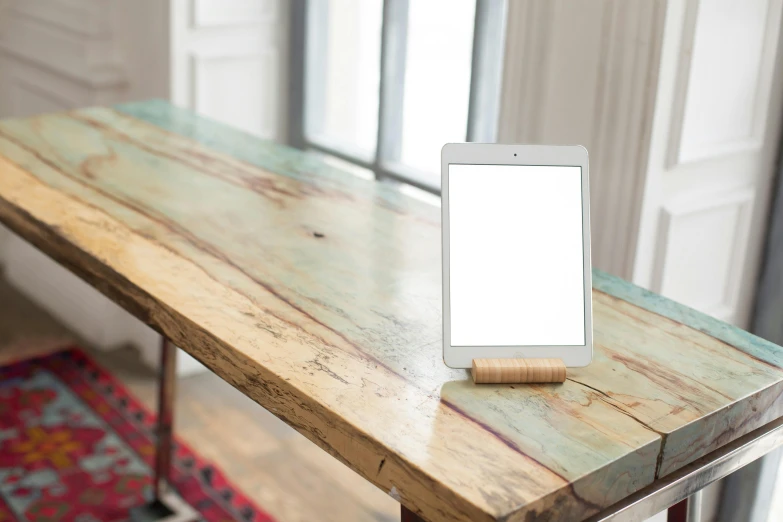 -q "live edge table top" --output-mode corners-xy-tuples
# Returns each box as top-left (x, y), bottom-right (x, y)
(1, 101), (782, 522)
